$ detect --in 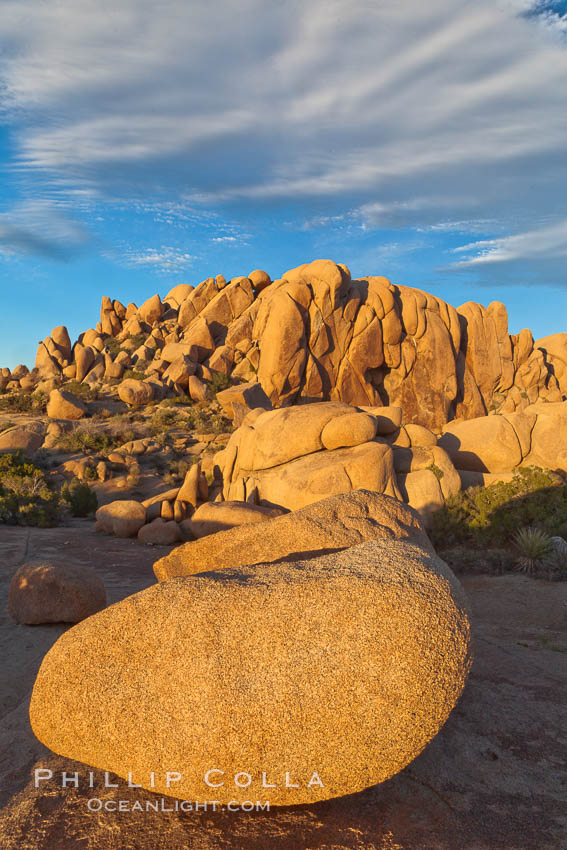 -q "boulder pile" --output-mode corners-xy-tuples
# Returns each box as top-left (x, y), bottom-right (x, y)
(213, 401), (460, 519)
(2, 259), (565, 431)
(94, 398), (567, 540)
